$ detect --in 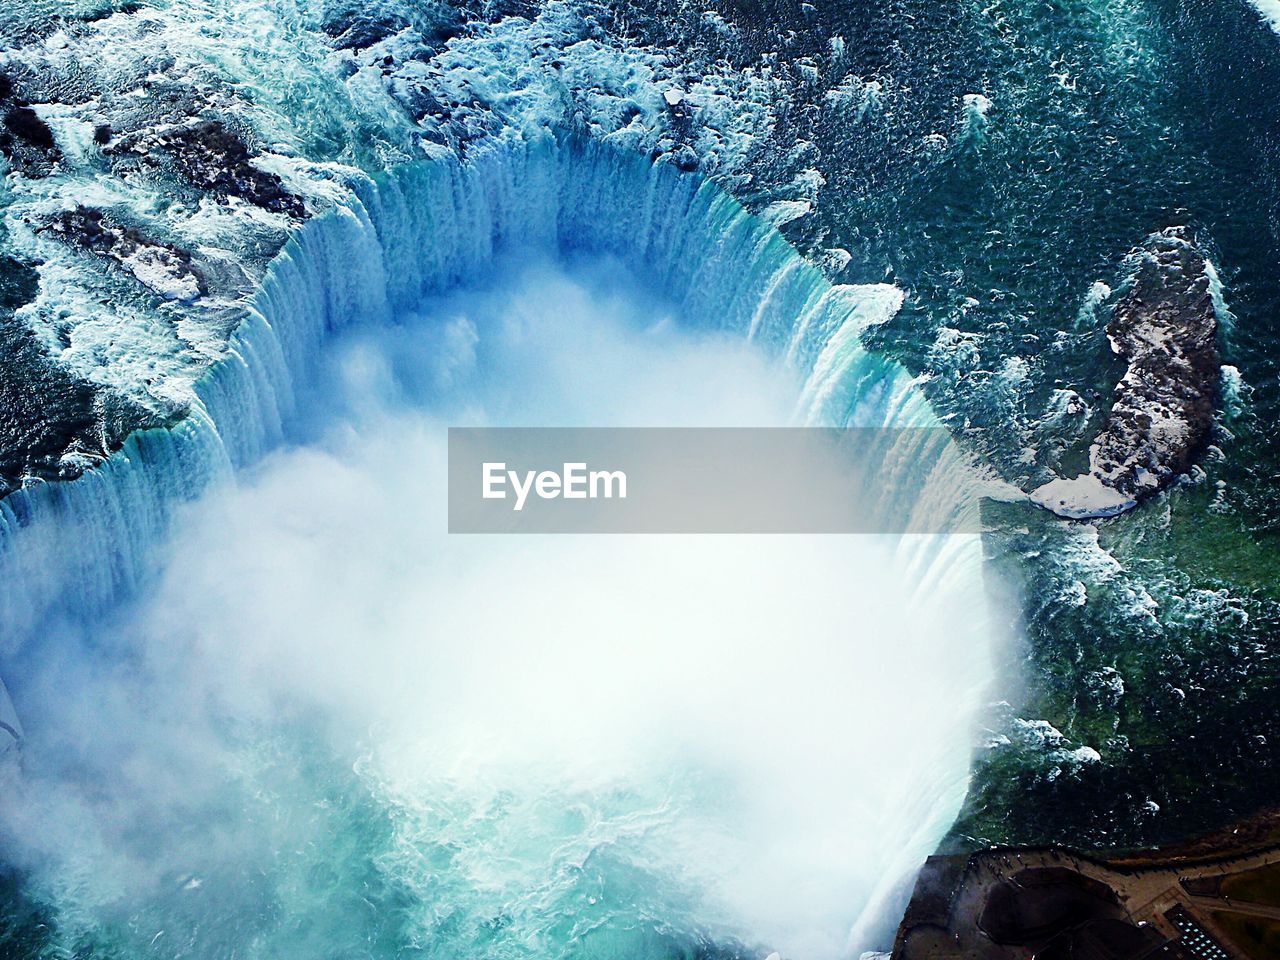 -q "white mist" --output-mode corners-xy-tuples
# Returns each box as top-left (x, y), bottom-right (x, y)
(0, 255), (992, 960)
